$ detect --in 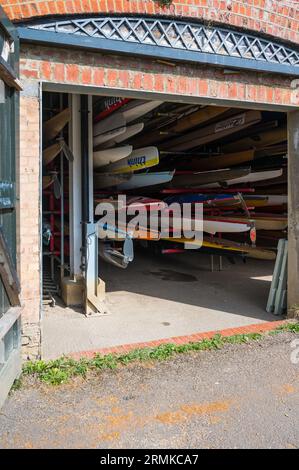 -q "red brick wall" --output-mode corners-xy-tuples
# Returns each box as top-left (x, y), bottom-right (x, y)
(20, 44), (299, 108)
(1, 1), (299, 45)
